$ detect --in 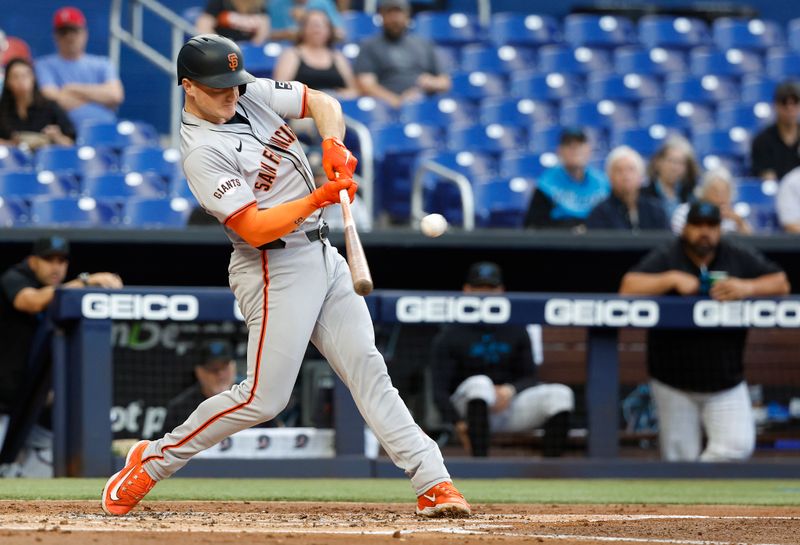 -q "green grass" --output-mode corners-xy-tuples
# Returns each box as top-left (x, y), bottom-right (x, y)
(1, 479), (799, 505)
